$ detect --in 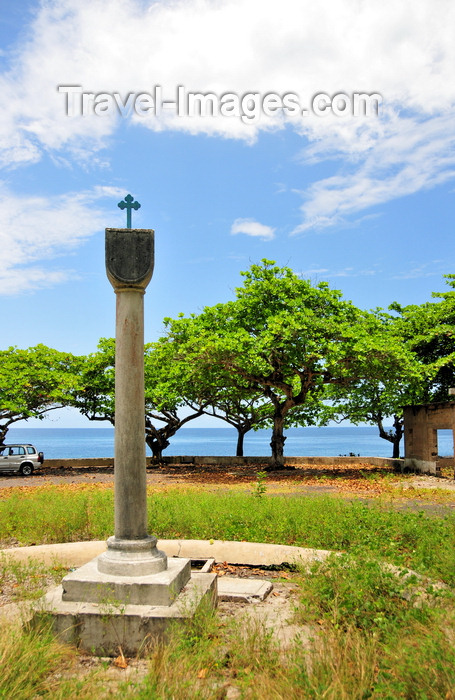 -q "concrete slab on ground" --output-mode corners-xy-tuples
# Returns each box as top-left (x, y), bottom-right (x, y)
(217, 576), (273, 603)
(0, 539), (331, 568)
